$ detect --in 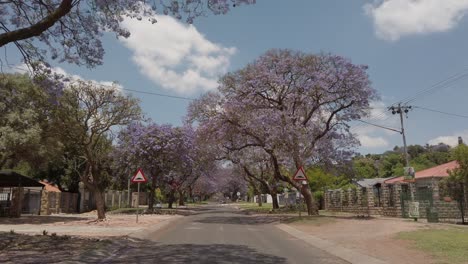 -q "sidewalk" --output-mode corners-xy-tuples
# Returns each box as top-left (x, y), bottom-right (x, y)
(277, 224), (386, 264)
(0, 213), (180, 237)
(279, 215), (435, 264)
